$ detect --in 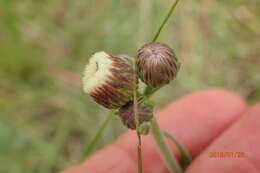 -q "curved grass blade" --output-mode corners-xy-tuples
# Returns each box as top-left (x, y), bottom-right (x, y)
(81, 111), (115, 160)
(163, 130), (192, 170)
(150, 118), (183, 173)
